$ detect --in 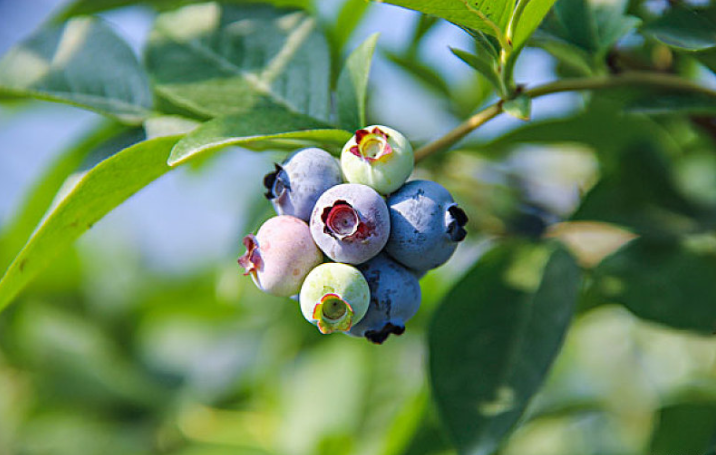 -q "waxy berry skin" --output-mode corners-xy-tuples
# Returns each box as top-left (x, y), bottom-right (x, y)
(263, 148), (343, 222)
(309, 183), (390, 264)
(385, 180), (468, 272)
(340, 125), (414, 195)
(348, 254), (421, 344)
(238, 215), (322, 297)
(299, 263), (370, 334)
